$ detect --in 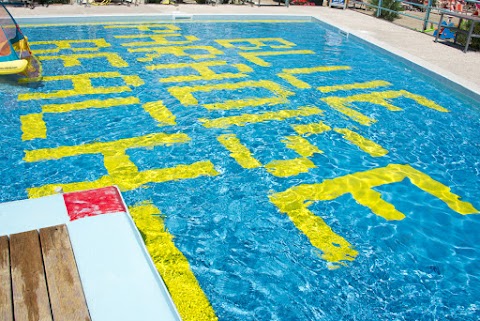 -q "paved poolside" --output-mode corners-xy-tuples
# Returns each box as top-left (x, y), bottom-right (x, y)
(8, 3), (480, 96)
